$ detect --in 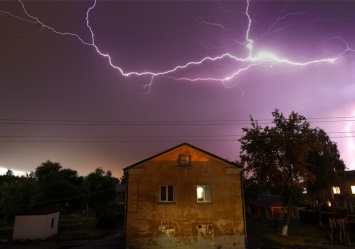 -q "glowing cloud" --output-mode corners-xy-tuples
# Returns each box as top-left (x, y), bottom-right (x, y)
(2, 0), (353, 93)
